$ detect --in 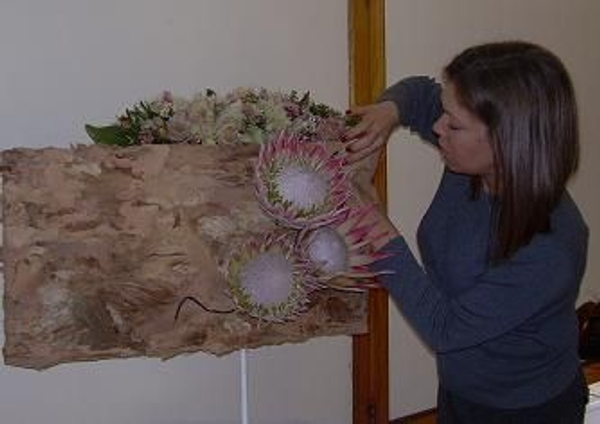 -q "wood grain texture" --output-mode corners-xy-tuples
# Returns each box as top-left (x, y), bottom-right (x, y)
(349, 0), (389, 423)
